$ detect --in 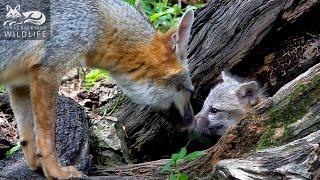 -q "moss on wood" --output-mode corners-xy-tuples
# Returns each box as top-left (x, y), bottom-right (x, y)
(257, 75), (320, 149)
